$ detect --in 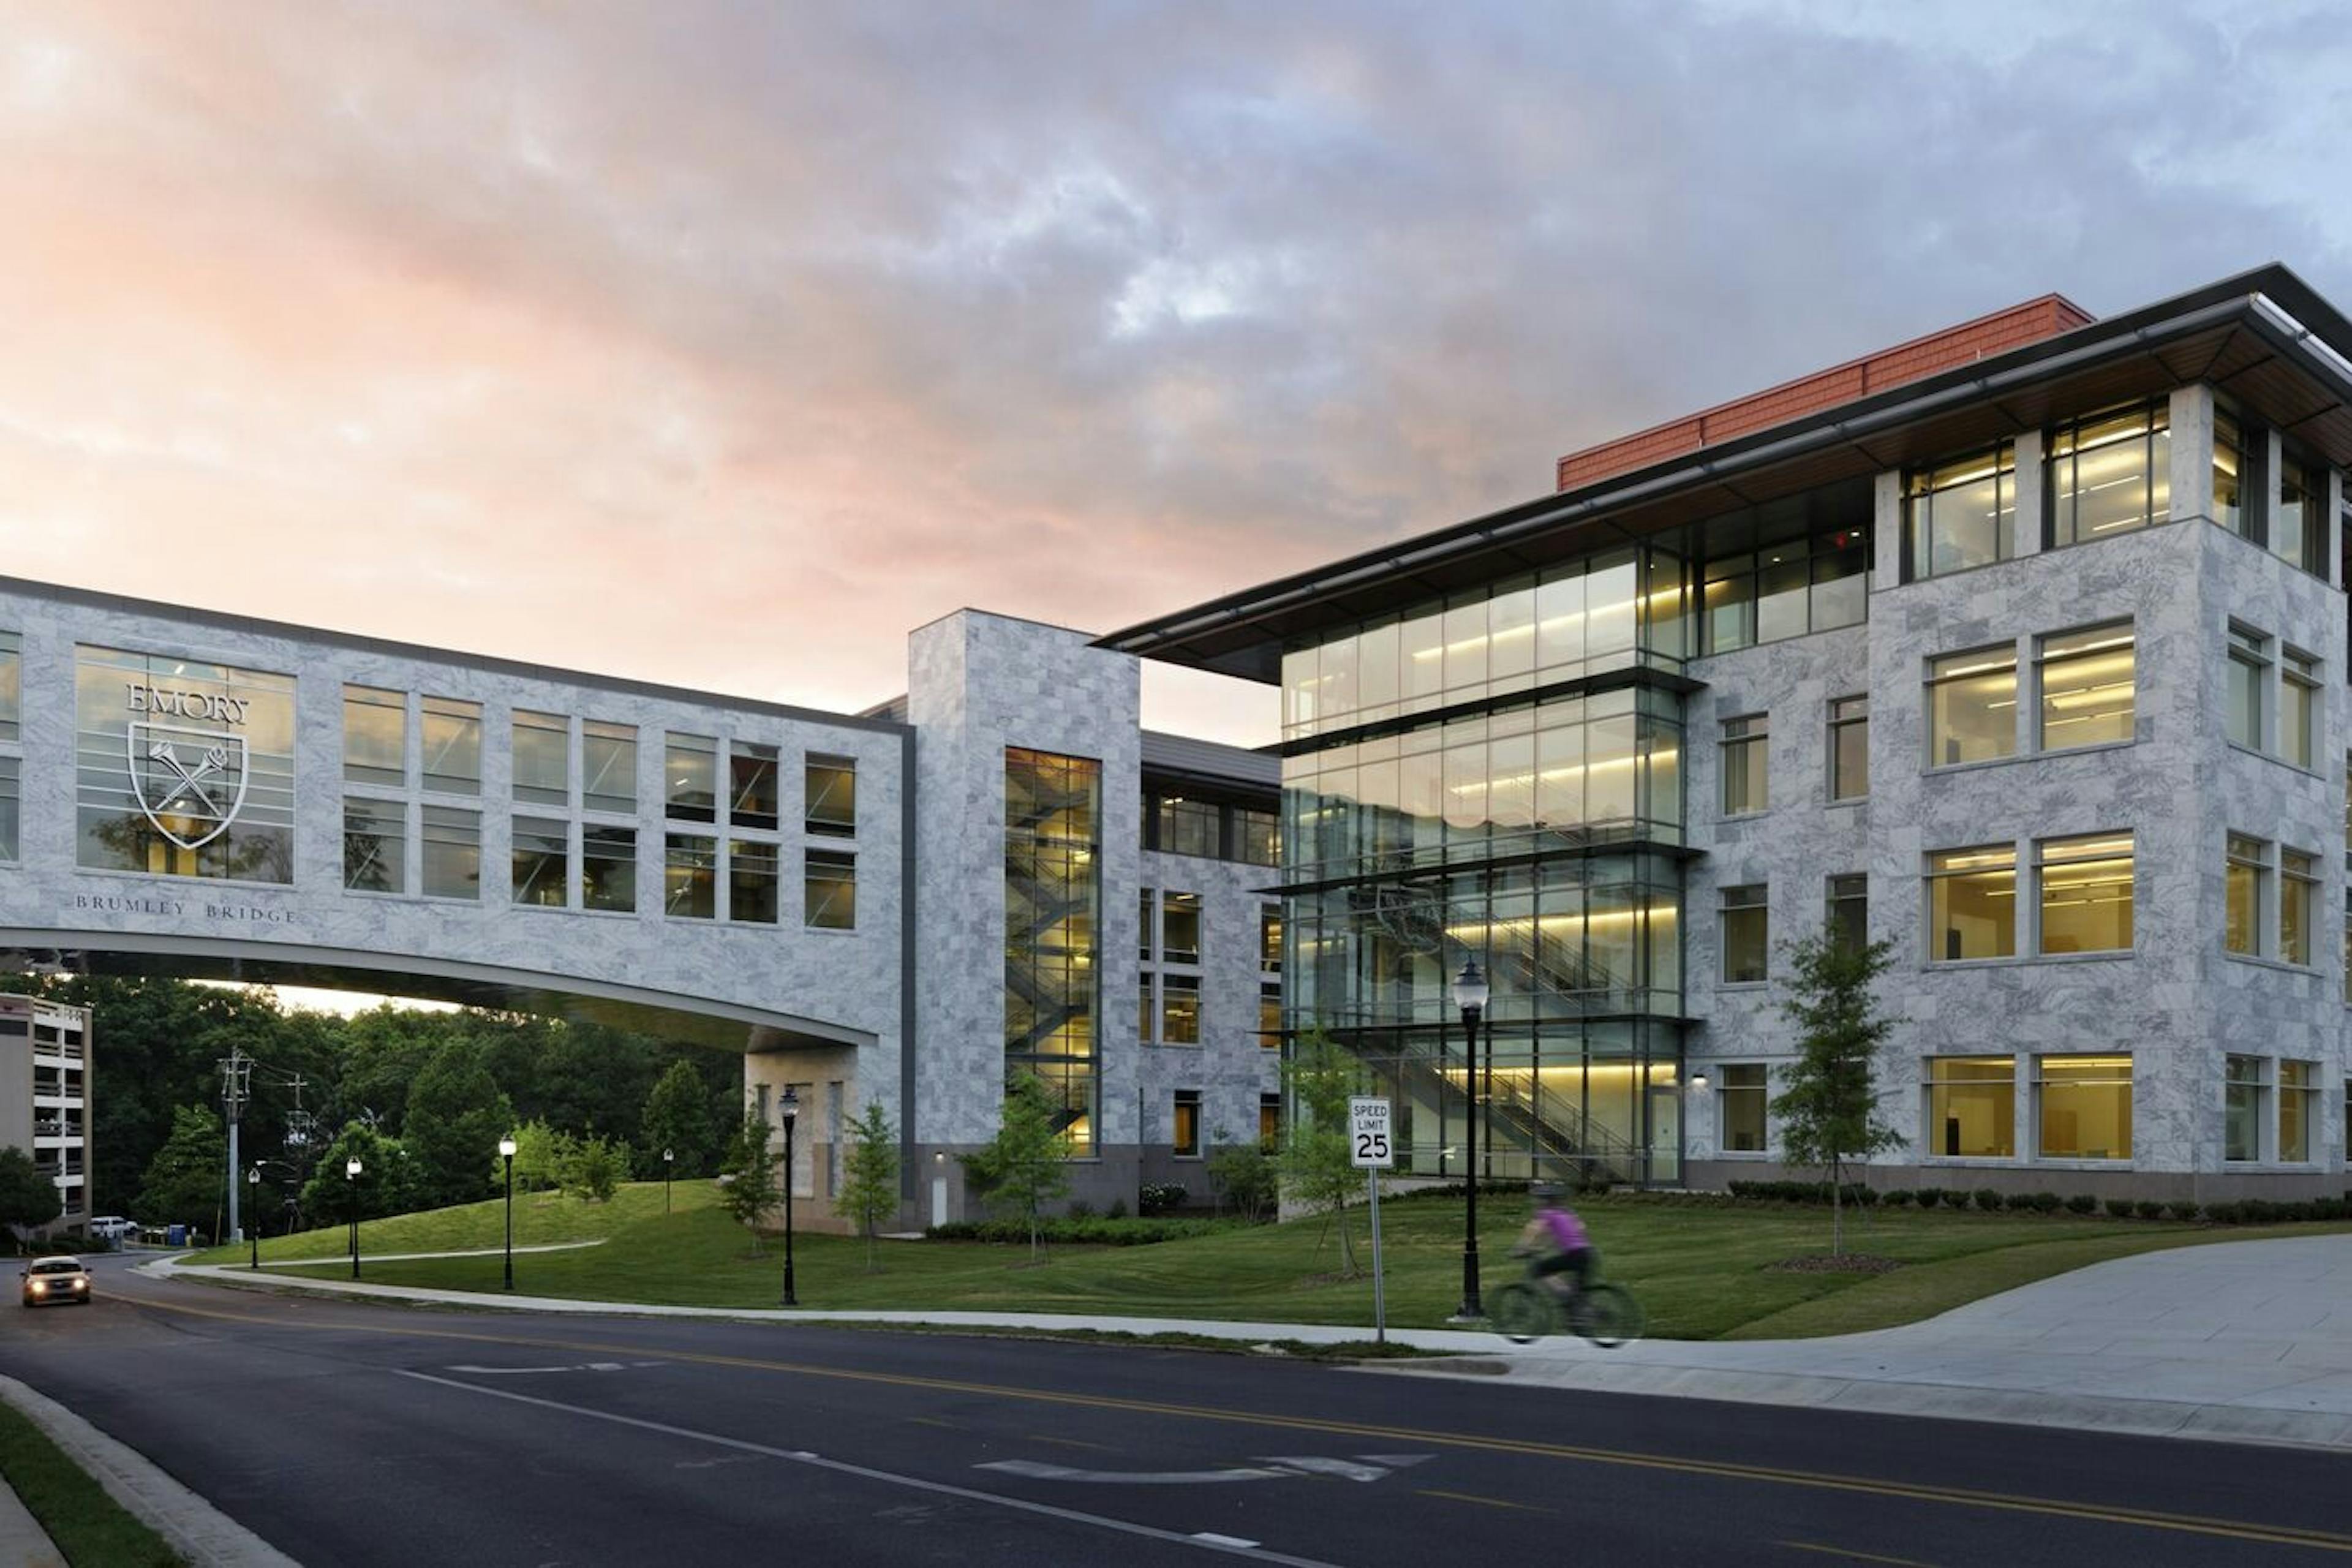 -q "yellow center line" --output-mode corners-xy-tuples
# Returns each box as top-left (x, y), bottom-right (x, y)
(1027, 1434), (1117, 1452)
(1417, 1489), (1551, 1514)
(117, 1285), (2352, 1553)
(1781, 1542), (1937, 1568)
